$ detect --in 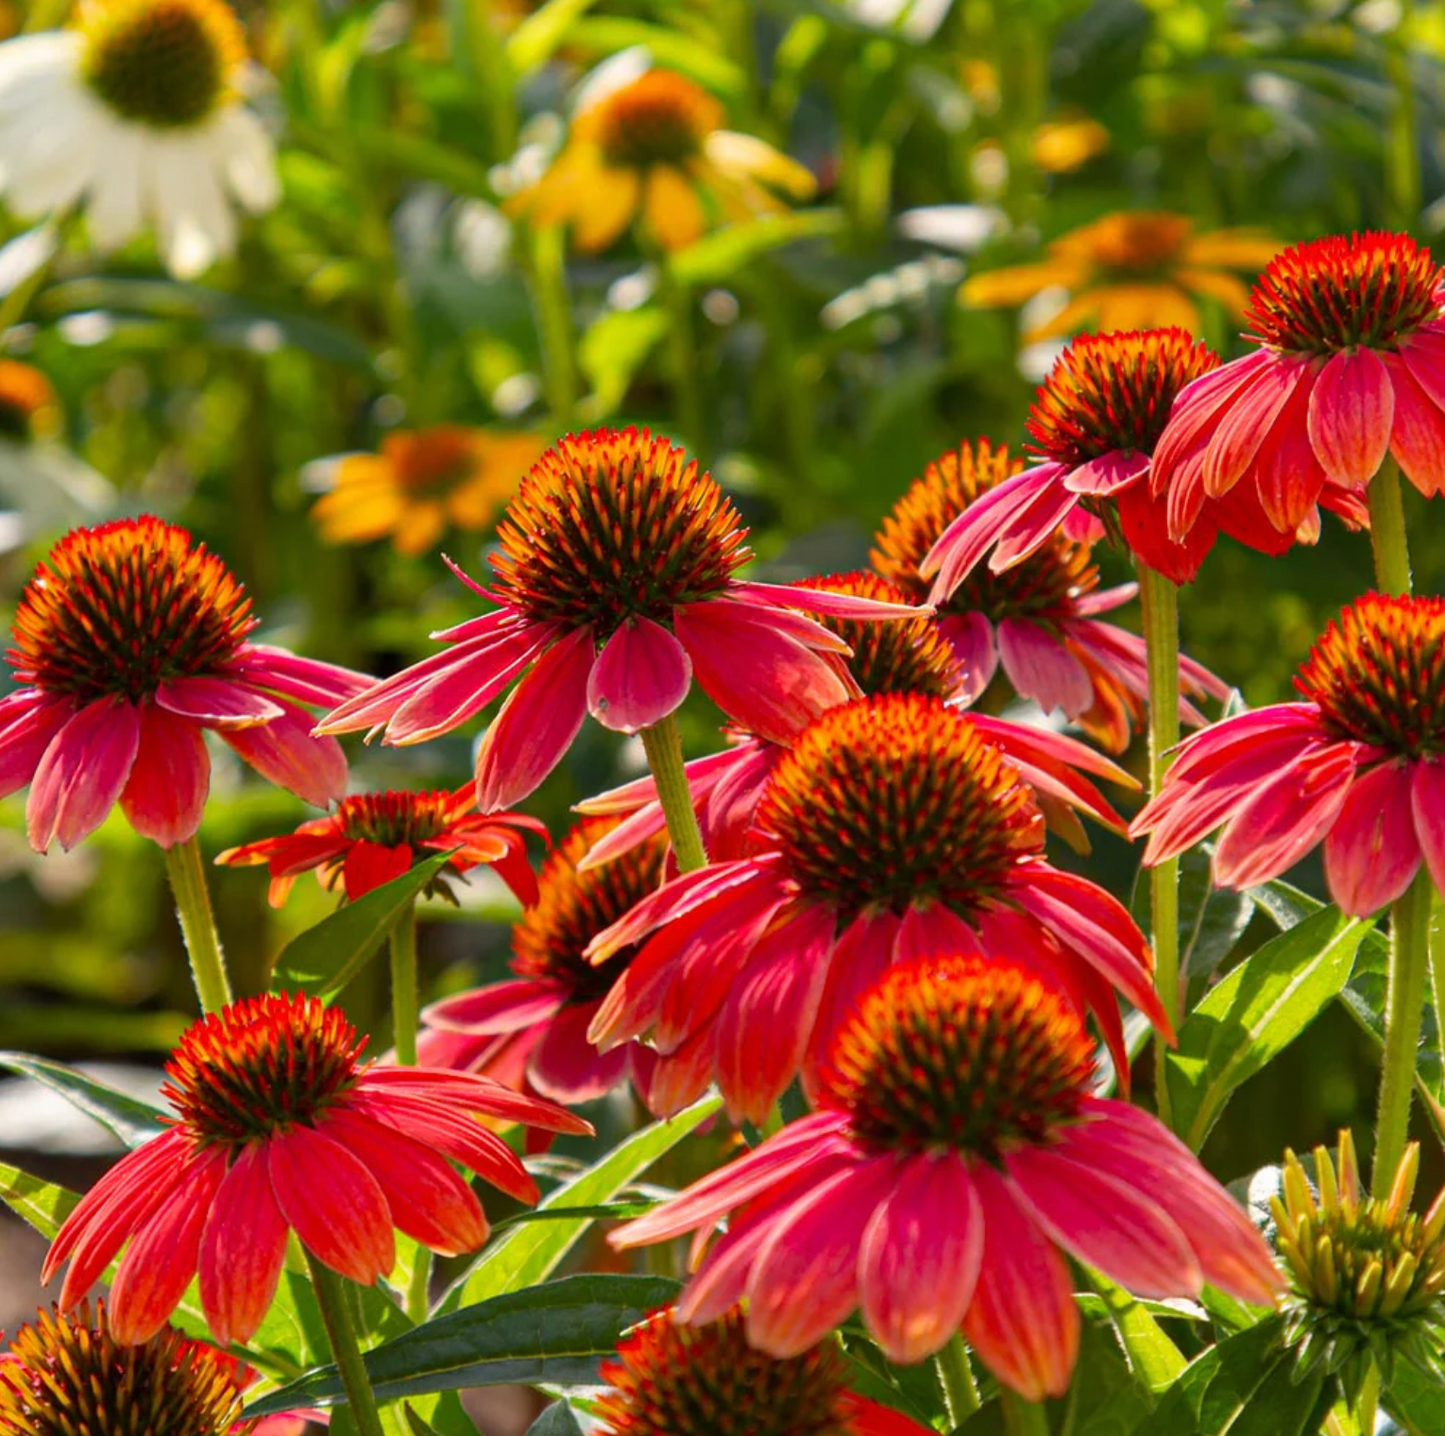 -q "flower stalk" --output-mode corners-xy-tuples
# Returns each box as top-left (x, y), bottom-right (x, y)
(1002, 1391), (1052, 1435)
(936, 1333), (981, 1423)
(658, 258), (705, 454)
(304, 1250), (387, 1436)
(389, 897), (420, 1066)
(164, 835), (232, 1015)
(640, 714), (708, 873)
(1367, 457), (1412, 597)
(524, 223), (578, 428)
(1140, 565), (1182, 1125)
